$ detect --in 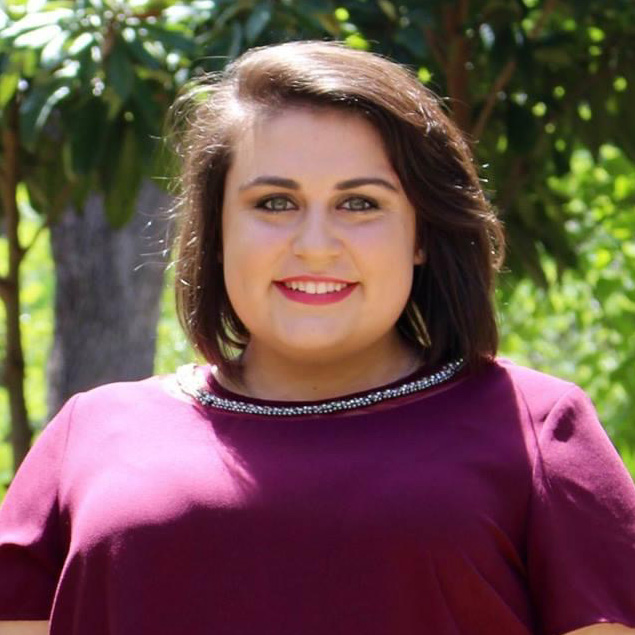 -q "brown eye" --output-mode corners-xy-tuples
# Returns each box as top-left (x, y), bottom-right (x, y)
(258, 196), (296, 212)
(340, 196), (377, 212)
